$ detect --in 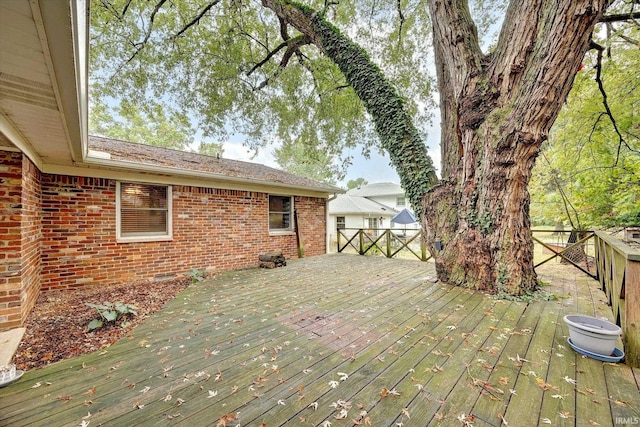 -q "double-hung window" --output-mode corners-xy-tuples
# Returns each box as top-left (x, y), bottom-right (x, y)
(117, 182), (172, 242)
(269, 195), (293, 233)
